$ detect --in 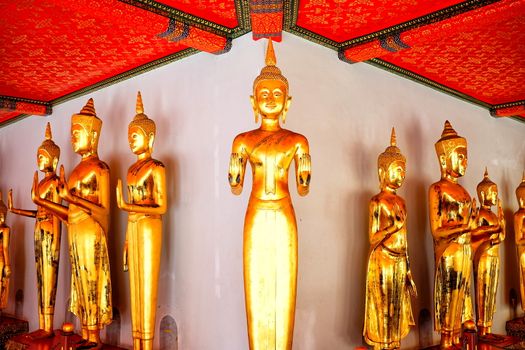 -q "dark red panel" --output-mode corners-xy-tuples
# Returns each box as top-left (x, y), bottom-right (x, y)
(250, 0), (283, 41)
(156, 0), (238, 28)
(0, 111), (23, 124)
(296, 0), (463, 43)
(381, 0), (525, 105)
(0, 0), (186, 102)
